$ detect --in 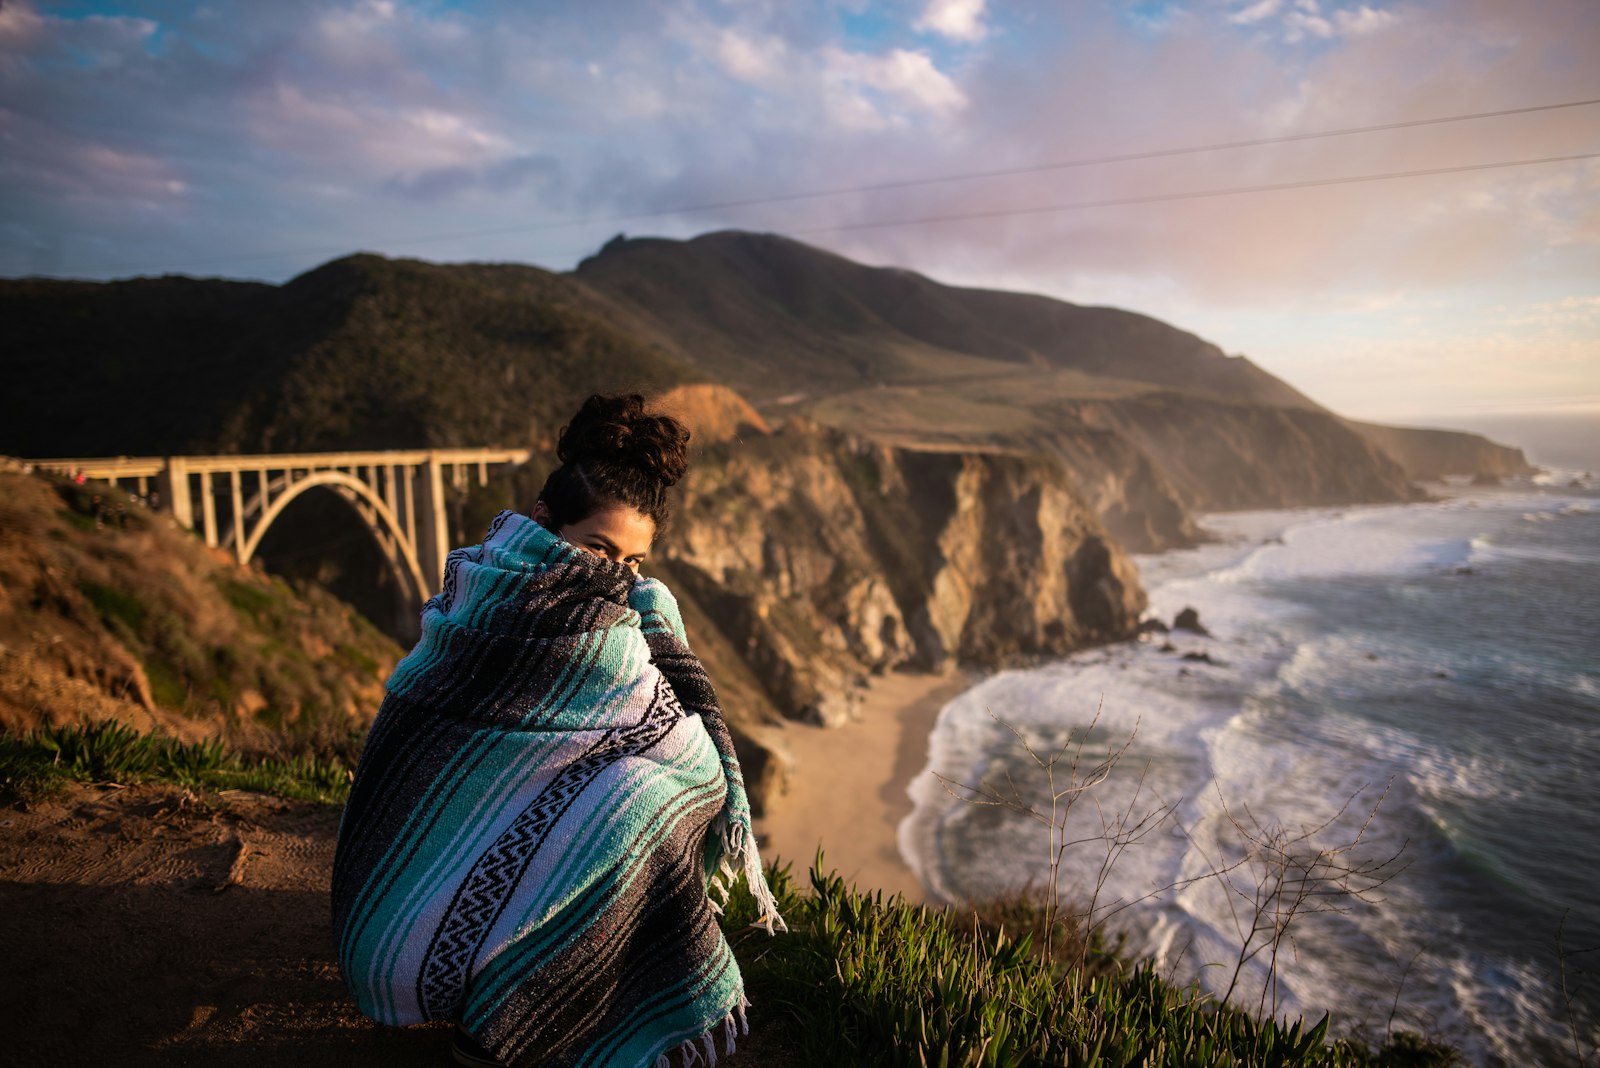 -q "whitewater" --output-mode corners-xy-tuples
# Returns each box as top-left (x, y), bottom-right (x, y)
(902, 476), (1600, 1066)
